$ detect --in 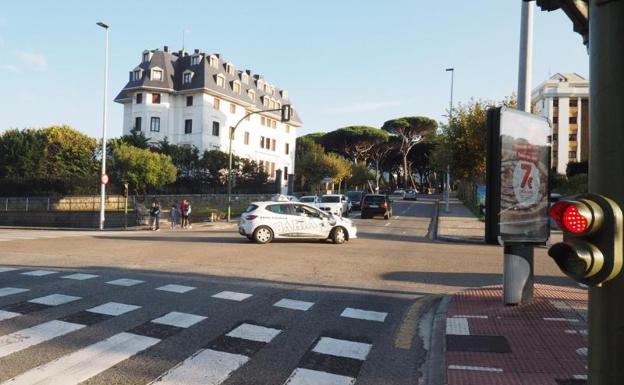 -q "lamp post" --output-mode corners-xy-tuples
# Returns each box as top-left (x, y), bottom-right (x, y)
(445, 67), (454, 213)
(96, 21), (109, 230)
(227, 105), (292, 222)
